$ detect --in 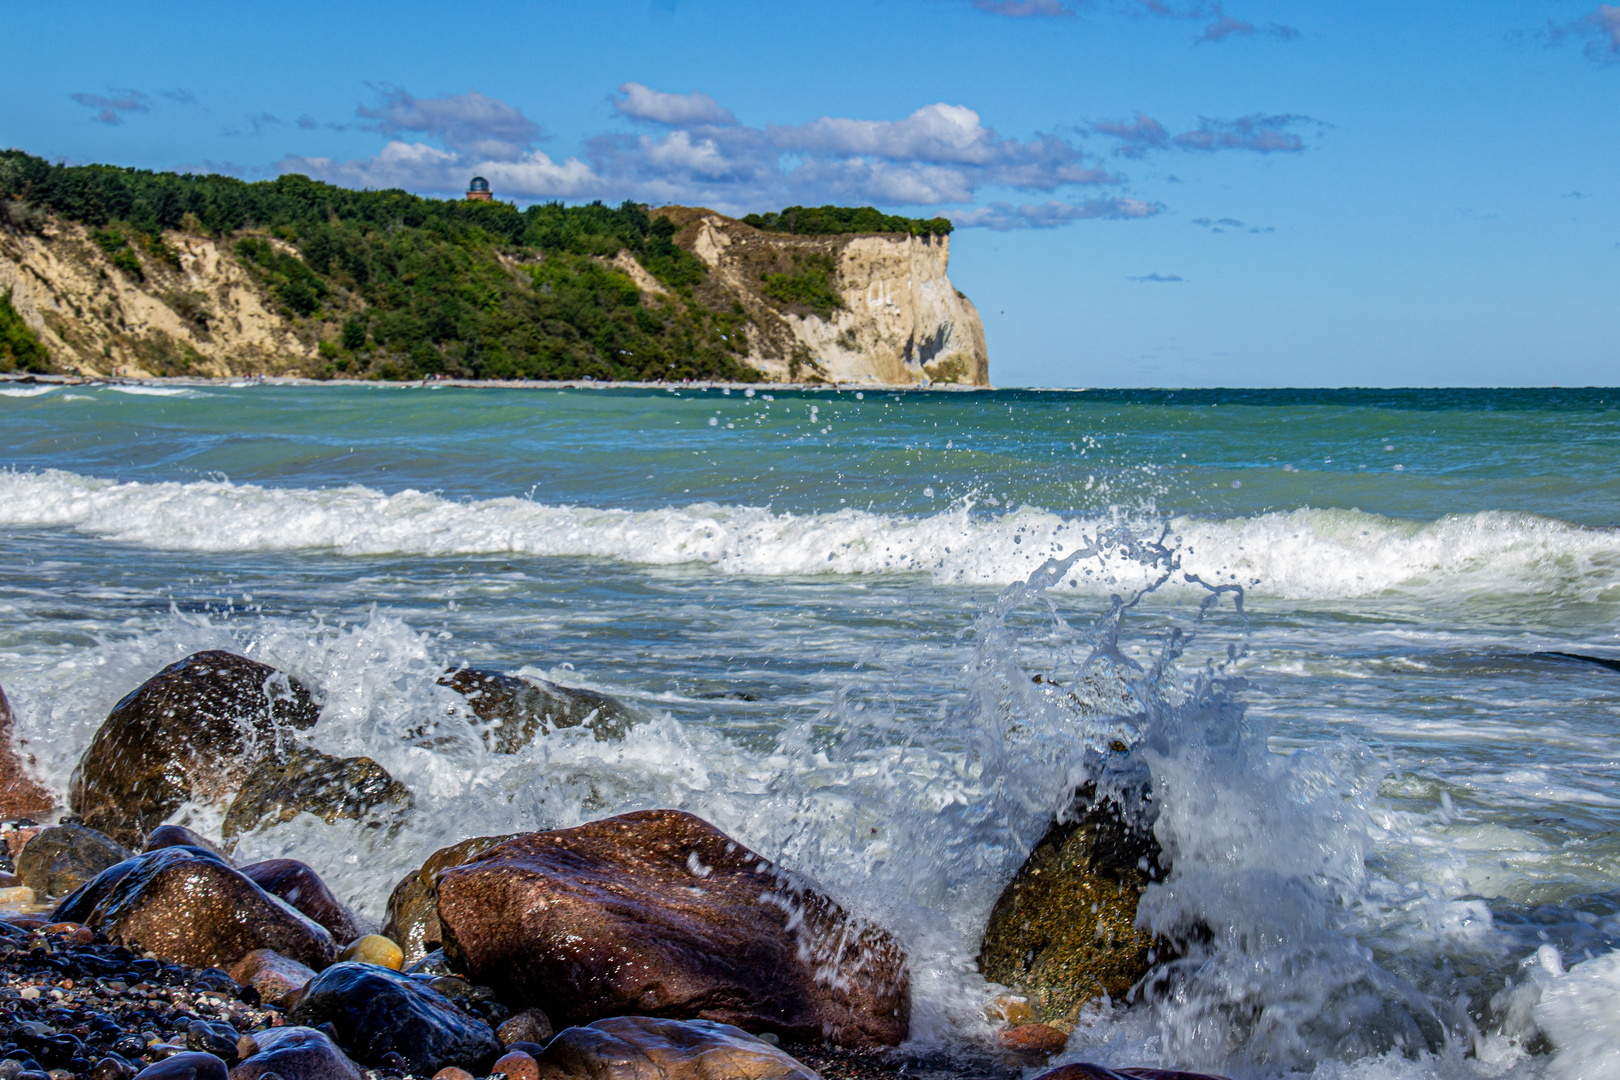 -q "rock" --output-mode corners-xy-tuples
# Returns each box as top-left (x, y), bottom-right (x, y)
(132, 1054), (230, 1080)
(238, 860), (361, 946)
(187, 1022), (242, 1065)
(221, 746), (412, 840)
(231, 1026), (364, 1080)
(436, 810), (910, 1047)
(999, 1025), (1069, 1054)
(439, 669), (634, 751)
(382, 835), (521, 966)
(977, 776), (1162, 1029)
(229, 950), (317, 1008)
(1031, 1067), (1232, 1080)
(0, 686), (52, 820)
(16, 825), (133, 899)
(335, 935), (402, 970)
(490, 1051), (537, 1080)
(404, 949), (457, 976)
(53, 845), (337, 970)
(431, 1070), (473, 1080)
(69, 651), (322, 846)
(288, 962), (502, 1074)
(143, 826), (232, 863)
(90, 1057), (138, 1080)
(534, 1017), (818, 1080)
(496, 1009), (553, 1047)
(5, 826), (42, 860)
